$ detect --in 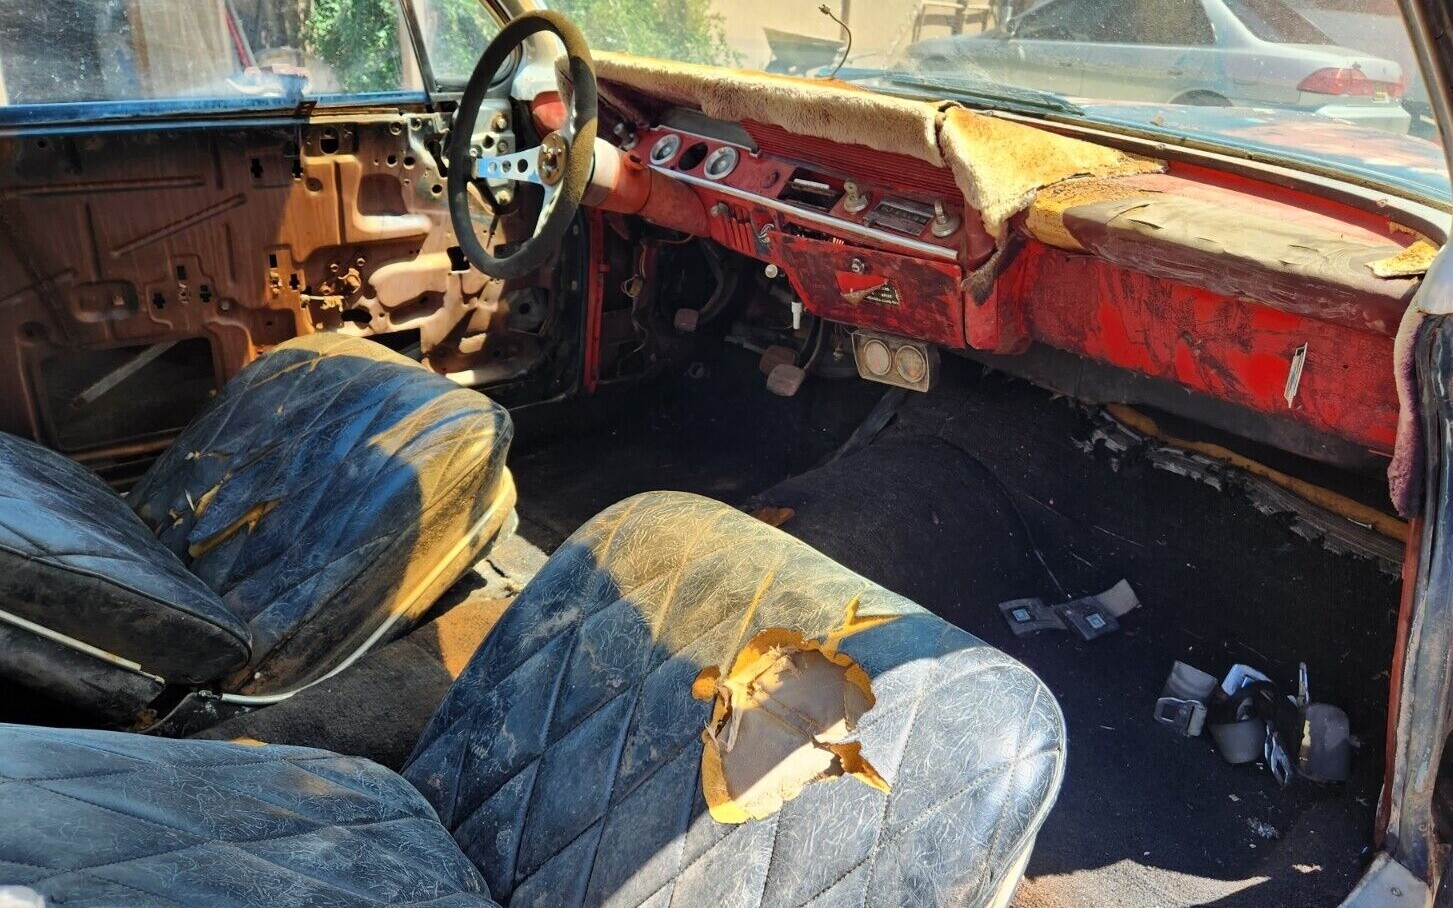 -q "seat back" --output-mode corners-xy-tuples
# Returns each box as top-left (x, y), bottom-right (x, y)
(0, 433), (249, 718)
(405, 492), (1065, 908)
(130, 333), (512, 696)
